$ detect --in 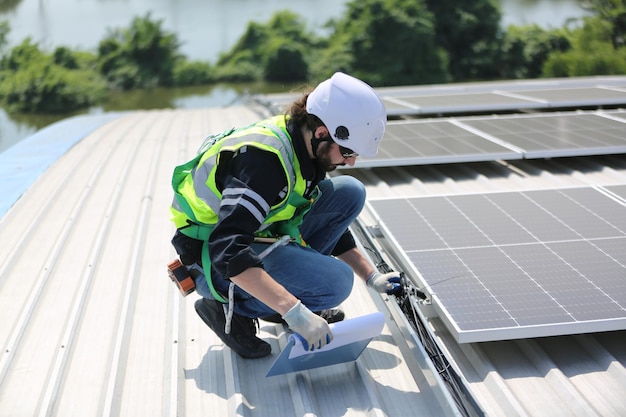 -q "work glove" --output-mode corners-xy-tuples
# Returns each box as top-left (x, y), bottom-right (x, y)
(366, 271), (402, 295)
(282, 300), (333, 351)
